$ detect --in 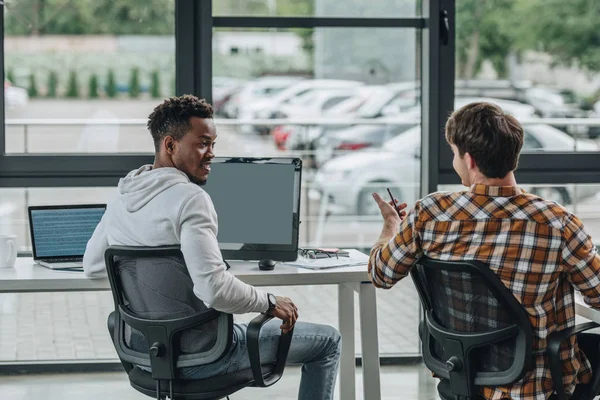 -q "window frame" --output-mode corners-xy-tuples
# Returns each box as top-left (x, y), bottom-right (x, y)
(0, 1), (441, 188)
